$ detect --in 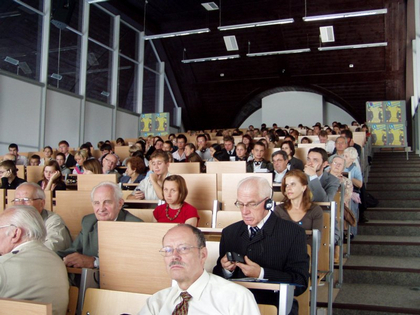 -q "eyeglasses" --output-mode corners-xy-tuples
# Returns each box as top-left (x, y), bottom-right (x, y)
(12, 198), (42, 204)
(104, 158), (116, 165)
(0, 224), (16, 229)
(234, 198), (267, 209)
(159, 245), (202, 257)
